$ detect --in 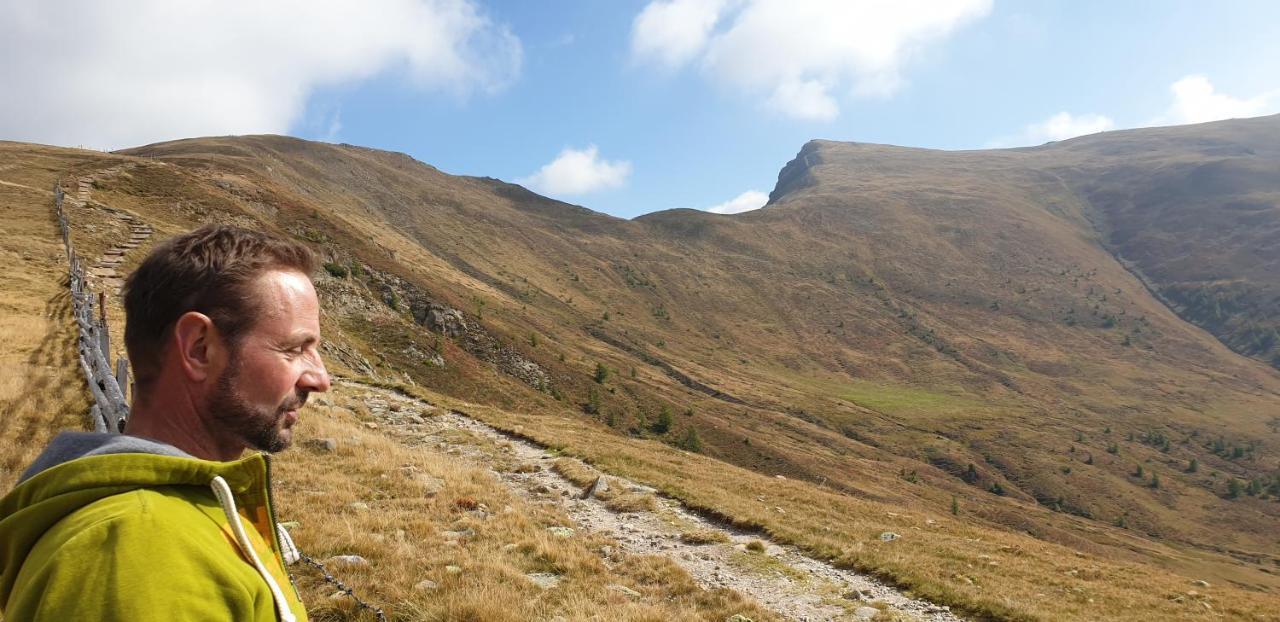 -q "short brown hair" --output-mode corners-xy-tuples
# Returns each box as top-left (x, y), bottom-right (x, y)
(123, 224), (317, 385)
